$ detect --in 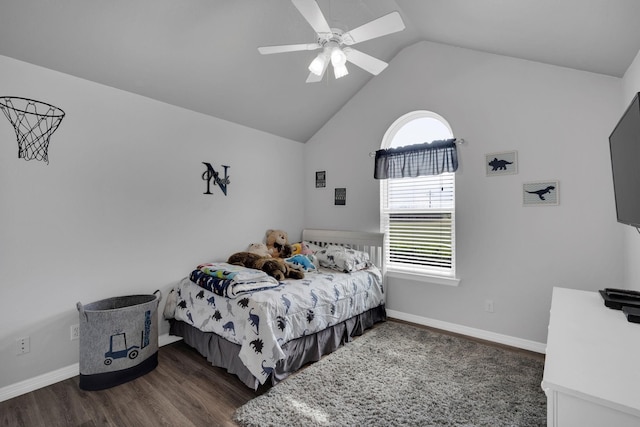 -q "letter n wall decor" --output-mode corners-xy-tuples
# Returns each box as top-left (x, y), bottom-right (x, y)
(202, 162), (230, 196)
